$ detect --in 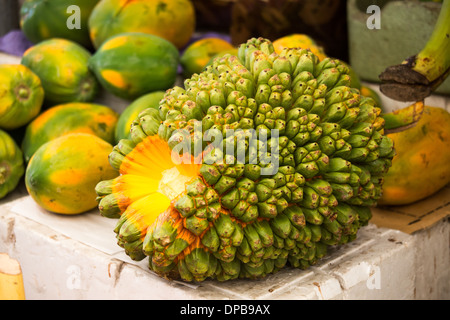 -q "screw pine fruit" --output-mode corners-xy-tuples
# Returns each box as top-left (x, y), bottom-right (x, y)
(96, 38), (395, 281)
